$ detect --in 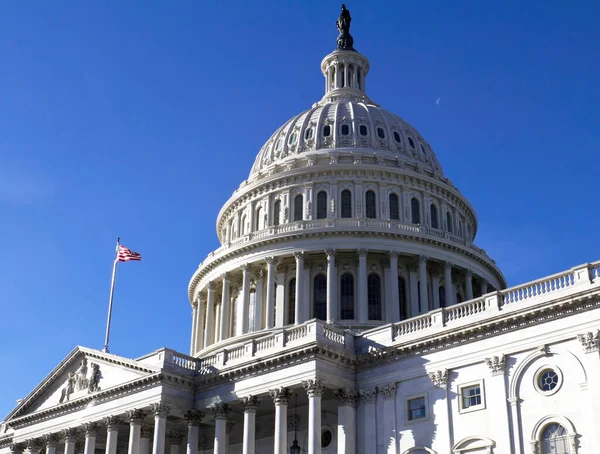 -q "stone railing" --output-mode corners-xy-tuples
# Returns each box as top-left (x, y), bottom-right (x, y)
(204, 218), (491, 265)
(369, 262), (600, 347)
